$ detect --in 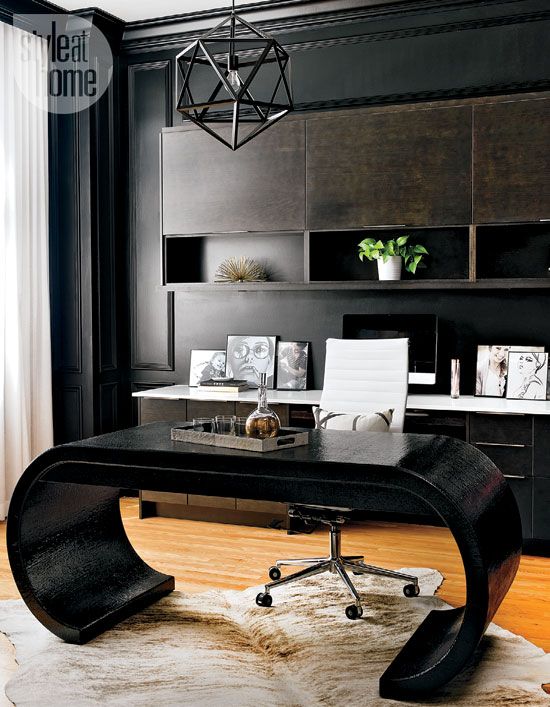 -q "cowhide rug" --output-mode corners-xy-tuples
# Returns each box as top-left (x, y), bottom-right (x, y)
(0, 568), (548, 706)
